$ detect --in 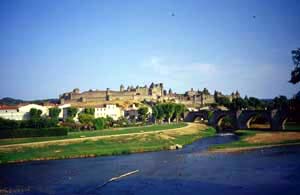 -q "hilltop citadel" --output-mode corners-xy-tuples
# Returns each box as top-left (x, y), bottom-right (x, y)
(59, 82), (240, 107)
